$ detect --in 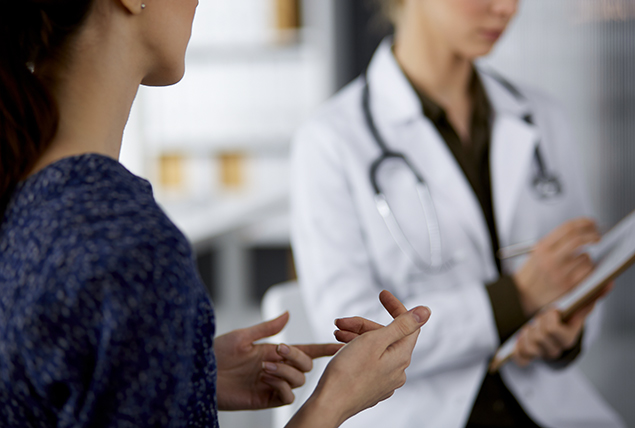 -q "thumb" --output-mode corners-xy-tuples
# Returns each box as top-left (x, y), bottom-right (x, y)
(566, 301), (595, 331)
(377, 306), (431, 348)
(244, 312), (290, 342)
